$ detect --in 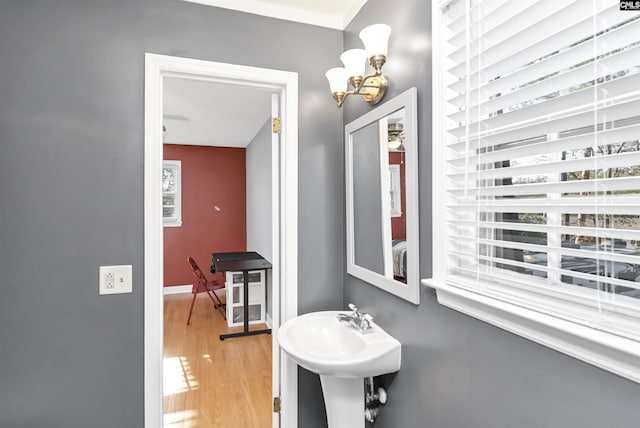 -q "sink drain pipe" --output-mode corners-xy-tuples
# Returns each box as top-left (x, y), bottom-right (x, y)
(364, 376), (388, 423)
